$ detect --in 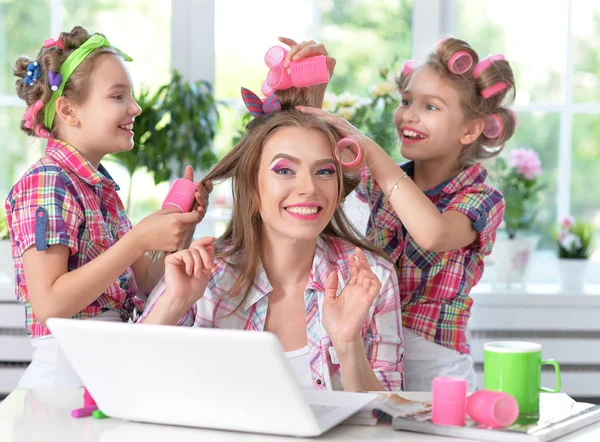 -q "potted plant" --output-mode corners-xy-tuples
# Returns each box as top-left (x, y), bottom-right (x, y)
(553, 216), (595, 291)
(109, 70), (221, 209)
(489, 148), (545, 284)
